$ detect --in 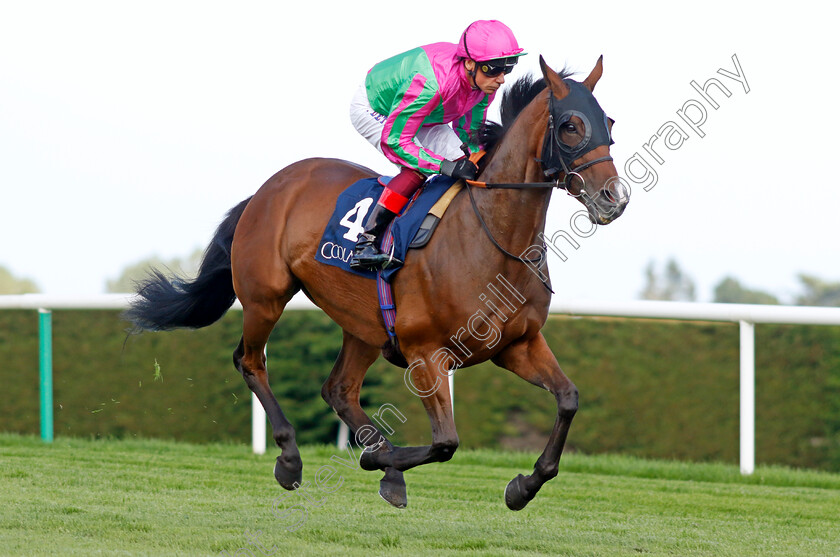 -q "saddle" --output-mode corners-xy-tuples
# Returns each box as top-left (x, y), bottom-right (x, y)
(407, 180), (463, 249)
(314, 173), (465, 352)
(315, 174), (462, 282)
